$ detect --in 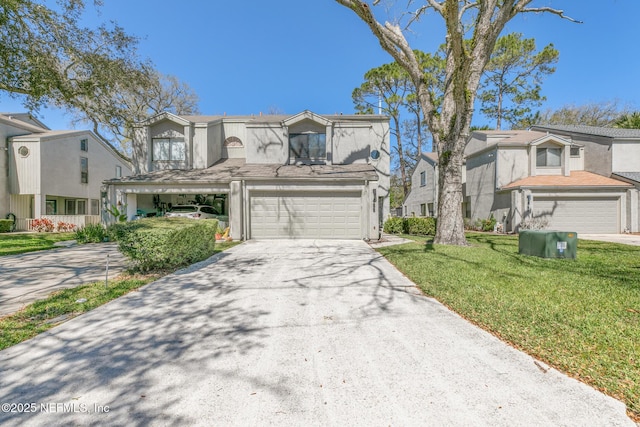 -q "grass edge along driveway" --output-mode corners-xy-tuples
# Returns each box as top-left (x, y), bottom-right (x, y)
(0, 241), (241, 351)
(0, 232), (76, 255)
(377, 233), (640, 421)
